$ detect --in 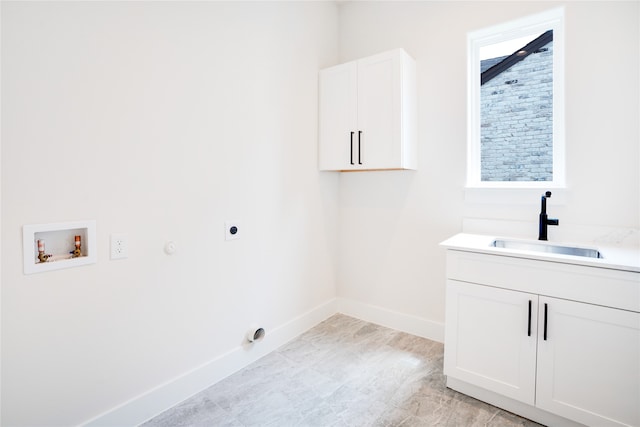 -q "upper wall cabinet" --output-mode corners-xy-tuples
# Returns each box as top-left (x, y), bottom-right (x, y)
(318, 49), (417, 171)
